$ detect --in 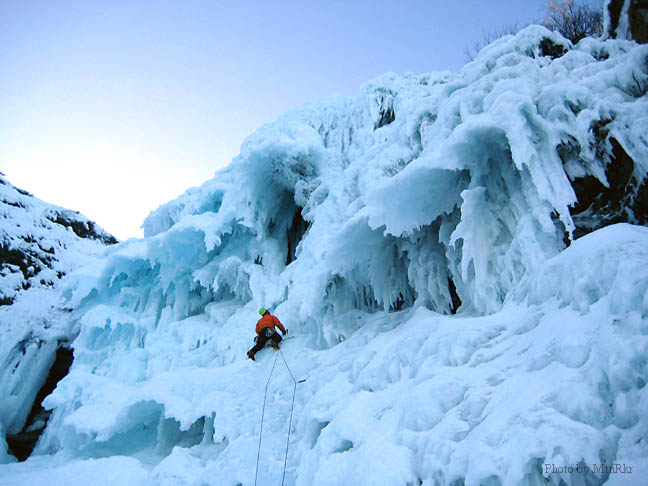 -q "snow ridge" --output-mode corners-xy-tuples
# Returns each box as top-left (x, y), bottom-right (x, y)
(0, 173), (117, 305)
